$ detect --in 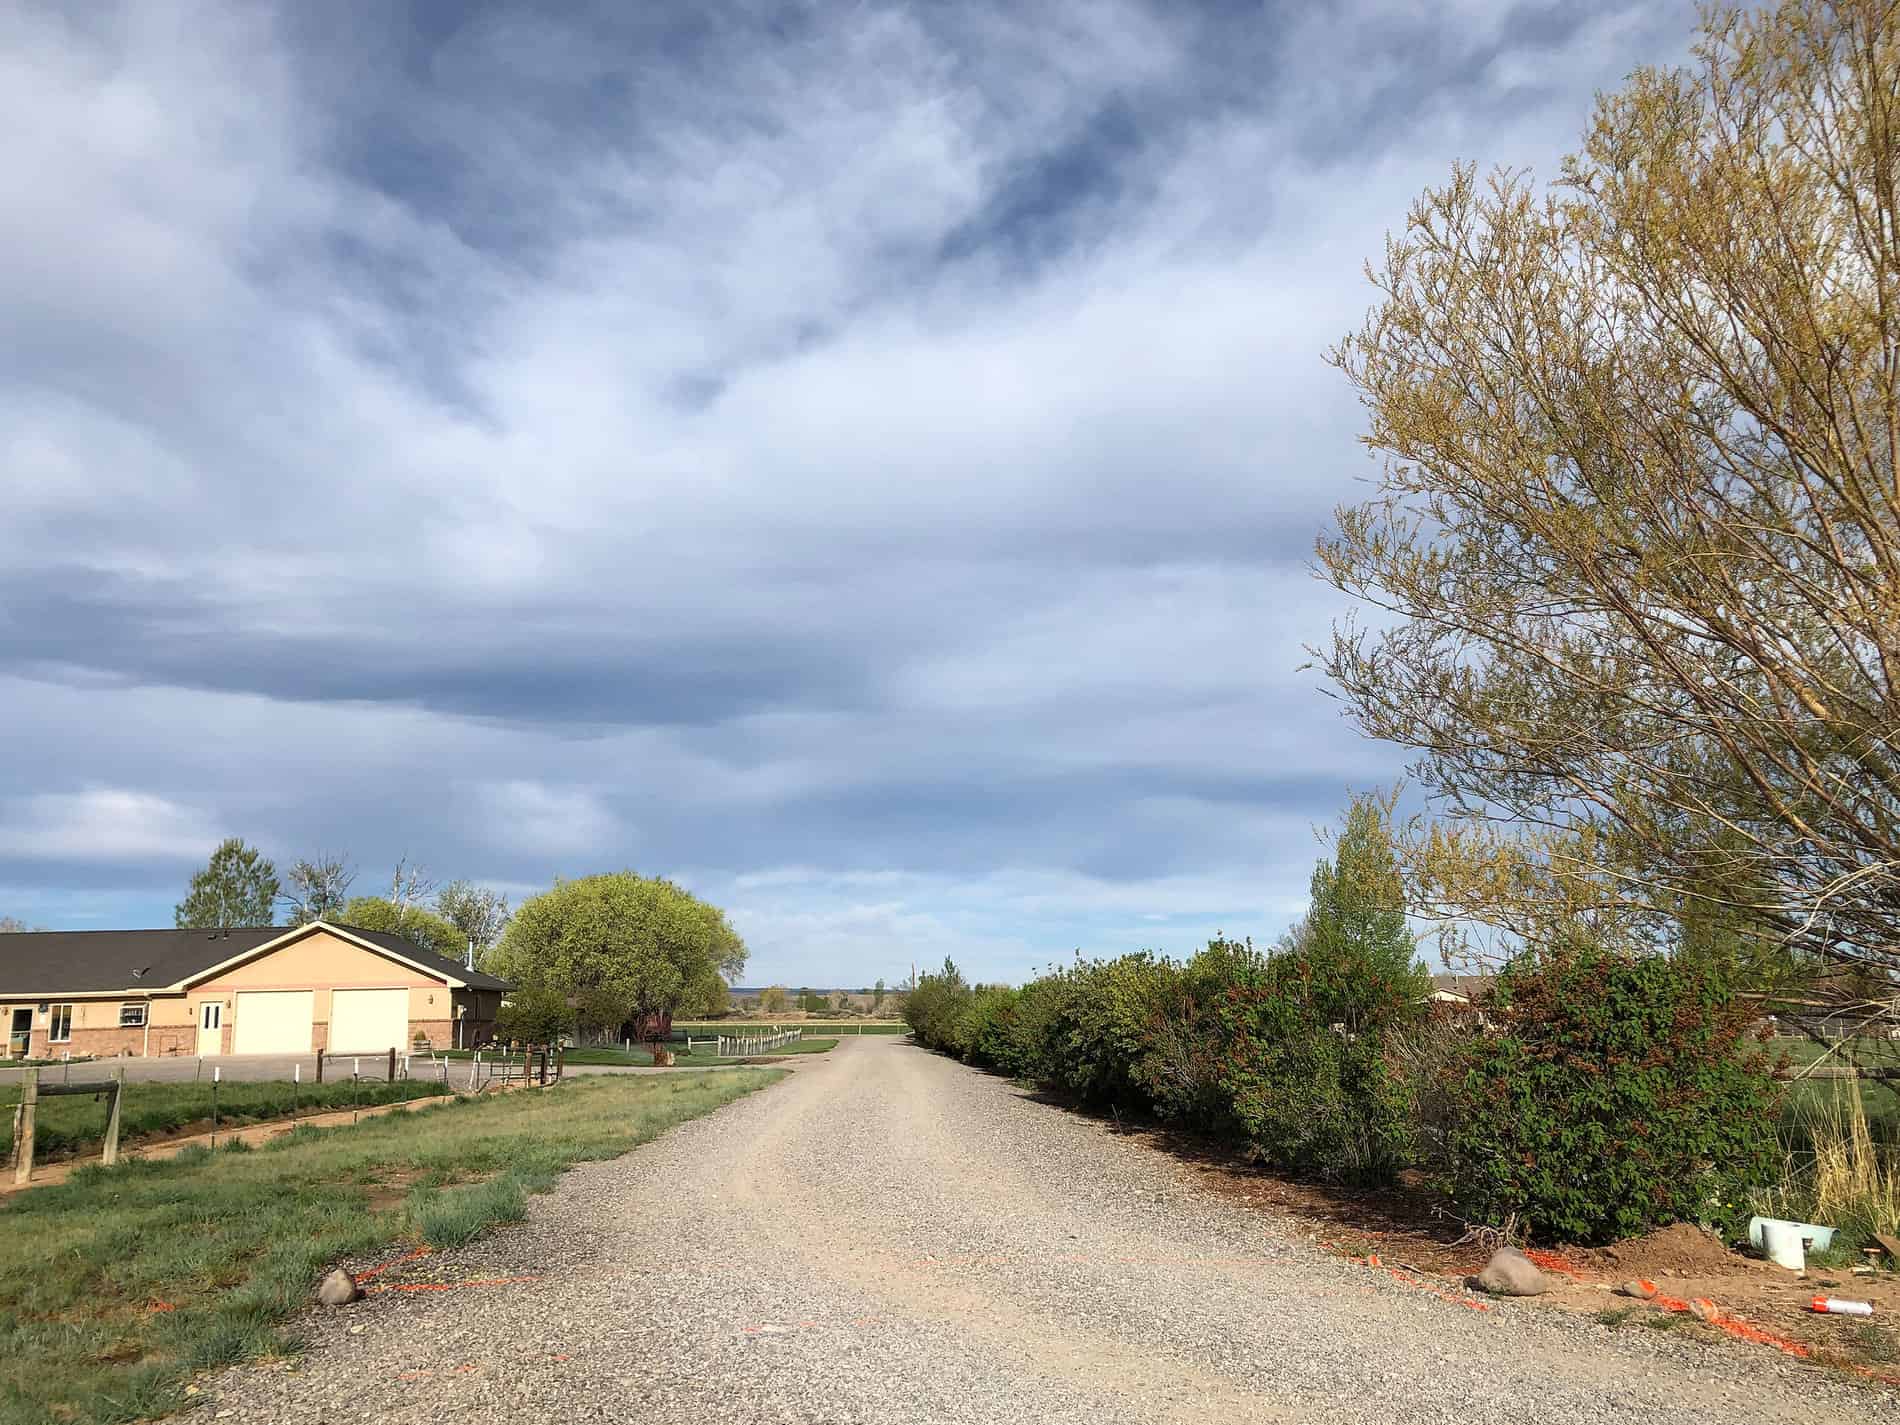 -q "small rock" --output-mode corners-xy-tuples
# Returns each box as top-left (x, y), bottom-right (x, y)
(1473, 1247), (1550, 1297)
(1616, 1279), (1659, 1299)
(1689, 1297), (1719, 1322)
(347, 1324), (366, 1336)
(316, 1268), (362, 1306)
